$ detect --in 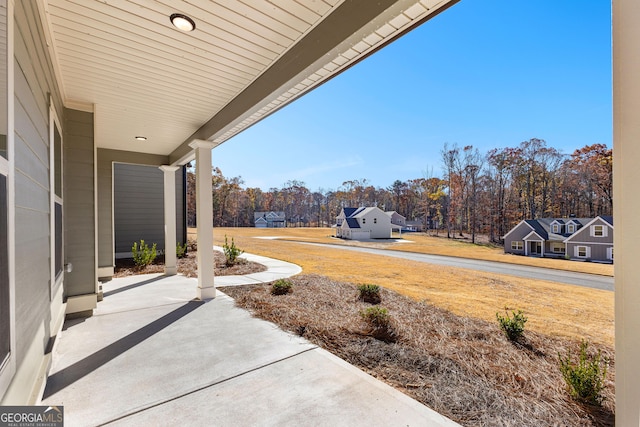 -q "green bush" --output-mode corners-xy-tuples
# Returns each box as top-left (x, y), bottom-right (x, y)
(271, 279), (293, 295)
(223, 235), (244, 266)
(357, 284), (381, 304)
(496, 309), (527, 341)
(559, 340), (608, 405)
(176, 242), (188, 258)
(360, 306), (397, 343)
(132, 239), (157, 268)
